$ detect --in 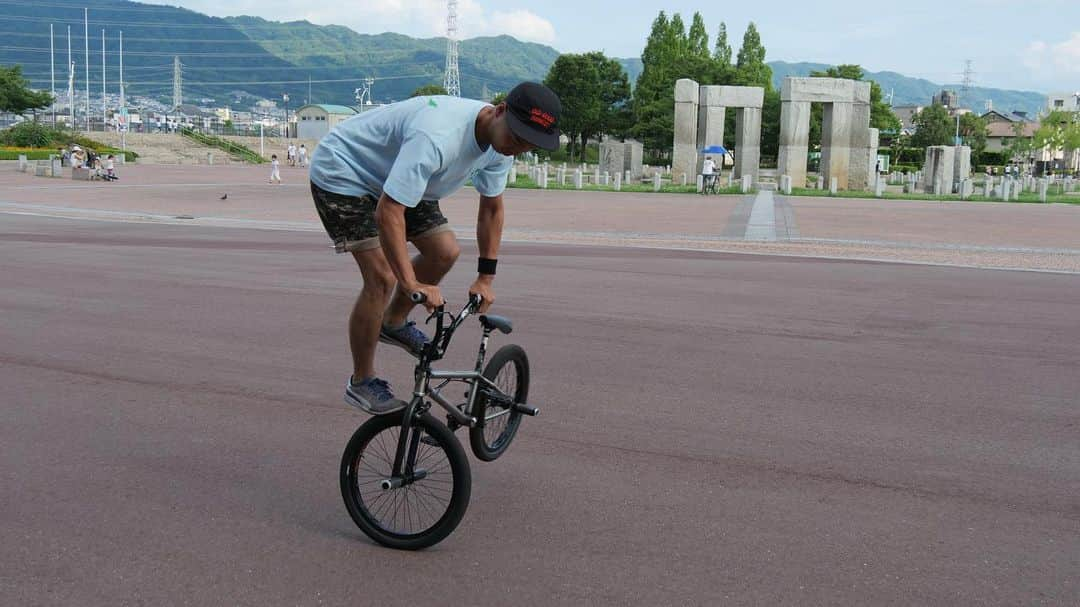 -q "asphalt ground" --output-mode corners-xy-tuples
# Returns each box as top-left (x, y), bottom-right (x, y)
(2, 205), (1078, 605)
